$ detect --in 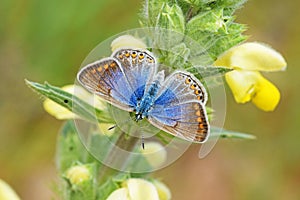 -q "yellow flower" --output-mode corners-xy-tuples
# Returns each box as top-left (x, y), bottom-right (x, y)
(43, 84), (114, 134)
(107, 178), (171, 200)
(111, 35), (147, 52)
(43, 84), (107, 119)
(0, 179), (21, 200)
(214, 42), (286, 111)
(152, 180), (172, 200)
(65, 165), (91, 185)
